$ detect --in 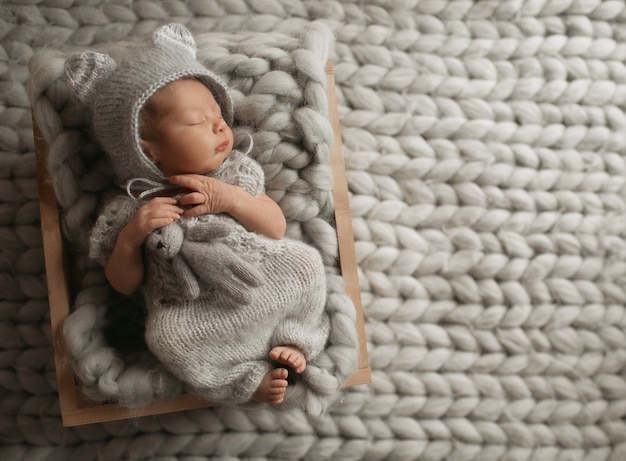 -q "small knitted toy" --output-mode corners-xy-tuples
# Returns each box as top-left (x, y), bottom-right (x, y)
(145, 218), (265, 304)
(65, 24), (331, 404)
